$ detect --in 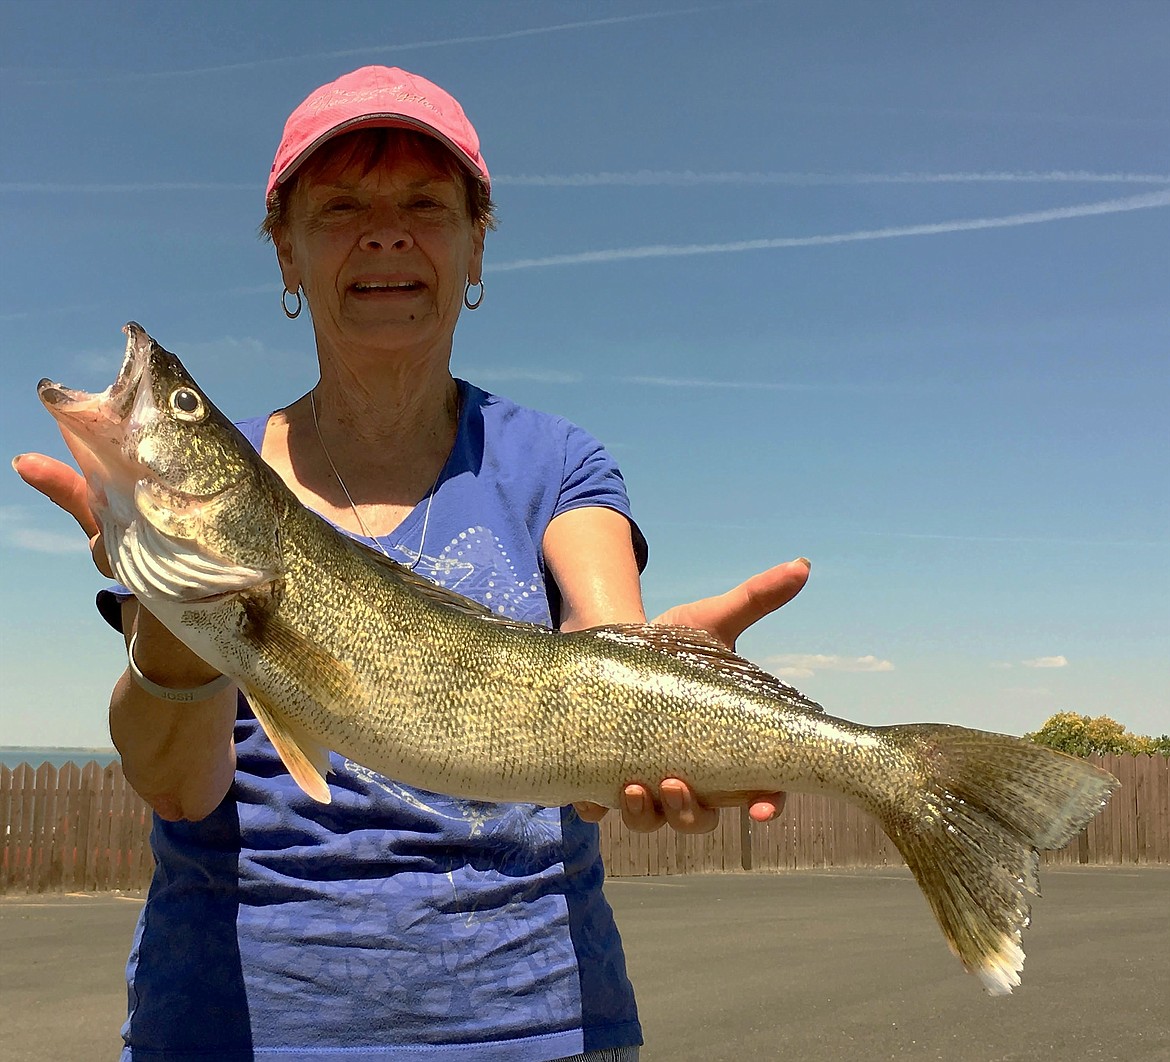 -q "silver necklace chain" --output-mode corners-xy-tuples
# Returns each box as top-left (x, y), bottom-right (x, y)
(309, 388), (447, 570)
